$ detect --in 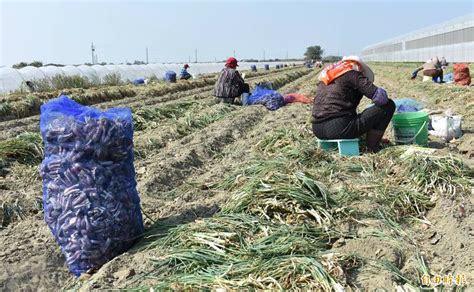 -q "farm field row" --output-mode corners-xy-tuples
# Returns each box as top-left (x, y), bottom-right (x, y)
(0, 64), (472, 290)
